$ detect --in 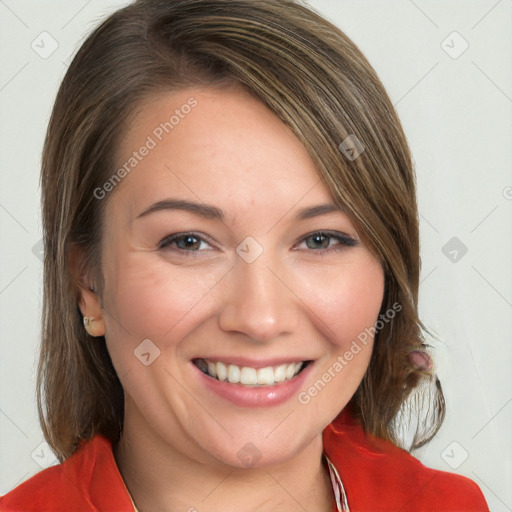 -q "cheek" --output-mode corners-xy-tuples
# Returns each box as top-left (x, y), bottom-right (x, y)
(103, 251), (227, 340)
(299, 256), (385, 347)
(99, 251), (229, 383)
(295, 258), (384, 417)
